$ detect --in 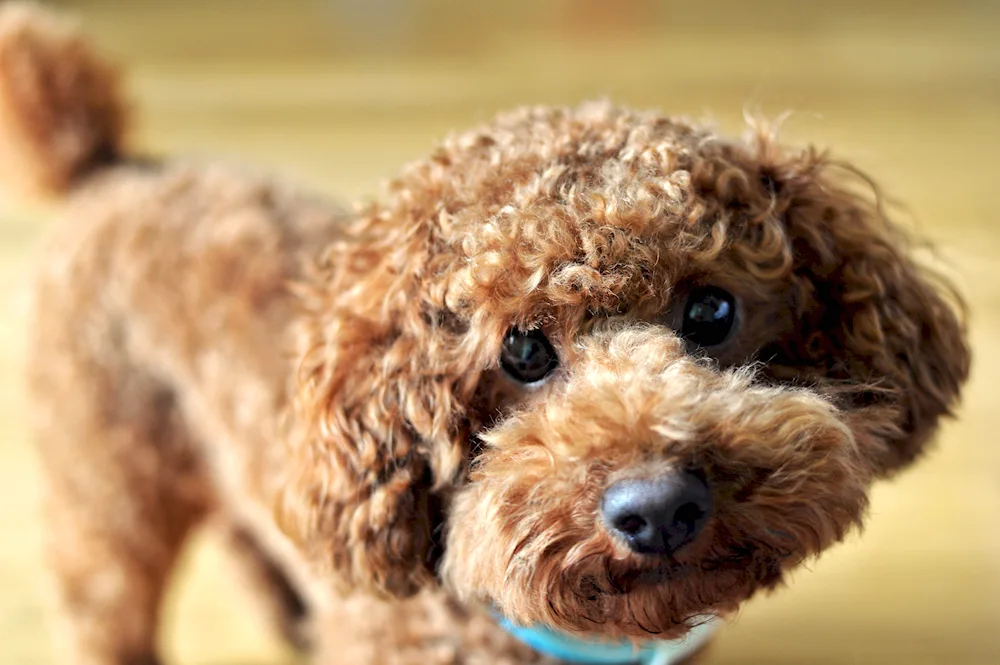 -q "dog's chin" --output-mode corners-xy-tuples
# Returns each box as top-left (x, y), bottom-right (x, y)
(442, 519), (789, 641)
(548, 553), (788, 639)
